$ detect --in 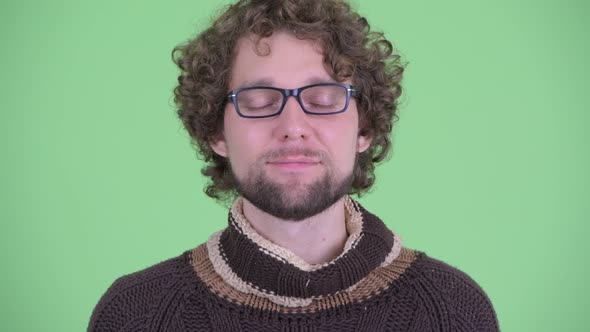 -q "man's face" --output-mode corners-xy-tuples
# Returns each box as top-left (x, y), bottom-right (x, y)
(210, 32), (371, 220)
